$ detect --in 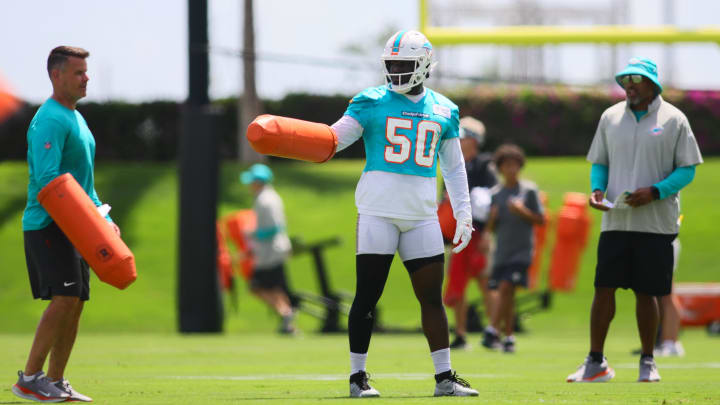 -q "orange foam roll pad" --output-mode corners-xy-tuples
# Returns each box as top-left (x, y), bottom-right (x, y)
(37, 173), (137, 289)
(246, 114), (338, 163)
